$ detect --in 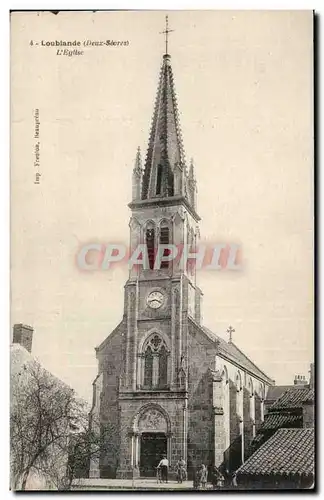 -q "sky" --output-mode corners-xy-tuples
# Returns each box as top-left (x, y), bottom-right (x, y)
(11, 10), (313, 402)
